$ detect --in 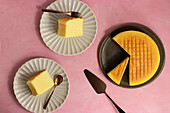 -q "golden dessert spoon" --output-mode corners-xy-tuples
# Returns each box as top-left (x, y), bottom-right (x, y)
(42, 9), (81, 18)
(43, 75), (63, 109)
